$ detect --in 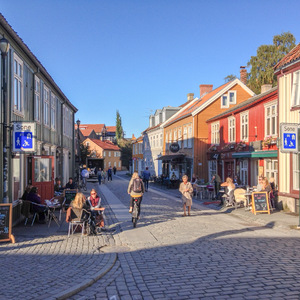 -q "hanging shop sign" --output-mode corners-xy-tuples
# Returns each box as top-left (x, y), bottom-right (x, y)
(12, 122), (36, 153)
(169, 143), (180, 153)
